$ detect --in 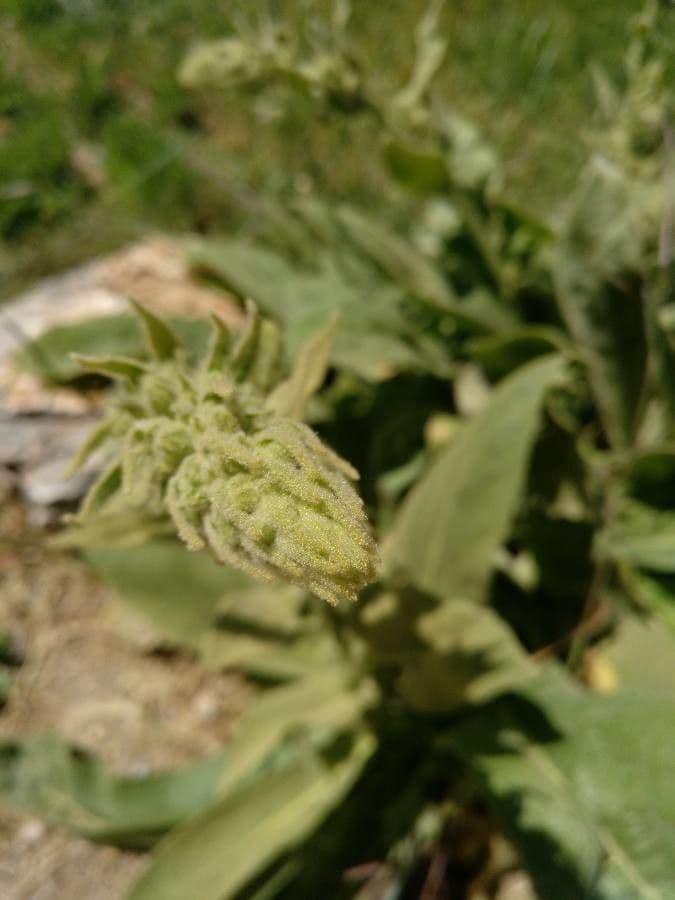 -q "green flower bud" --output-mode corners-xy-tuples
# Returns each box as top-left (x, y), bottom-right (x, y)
(70, 302), (377, 605)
